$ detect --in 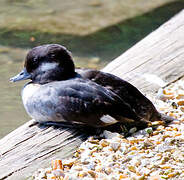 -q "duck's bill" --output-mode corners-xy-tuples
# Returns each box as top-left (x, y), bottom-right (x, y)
(10, 68), (31, 82)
